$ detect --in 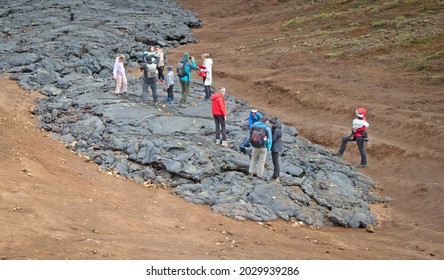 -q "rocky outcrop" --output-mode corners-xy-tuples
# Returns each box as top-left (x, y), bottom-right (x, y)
(0, 0), (390, 228)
